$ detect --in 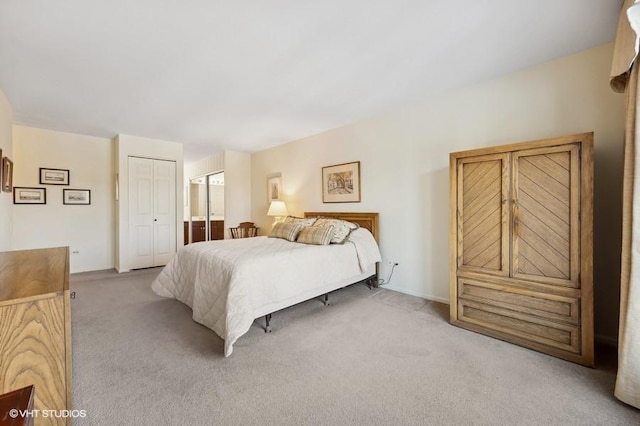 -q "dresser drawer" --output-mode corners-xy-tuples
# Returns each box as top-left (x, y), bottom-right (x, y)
(457, 298), (581, 354)
(457, 277), (580, 325)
